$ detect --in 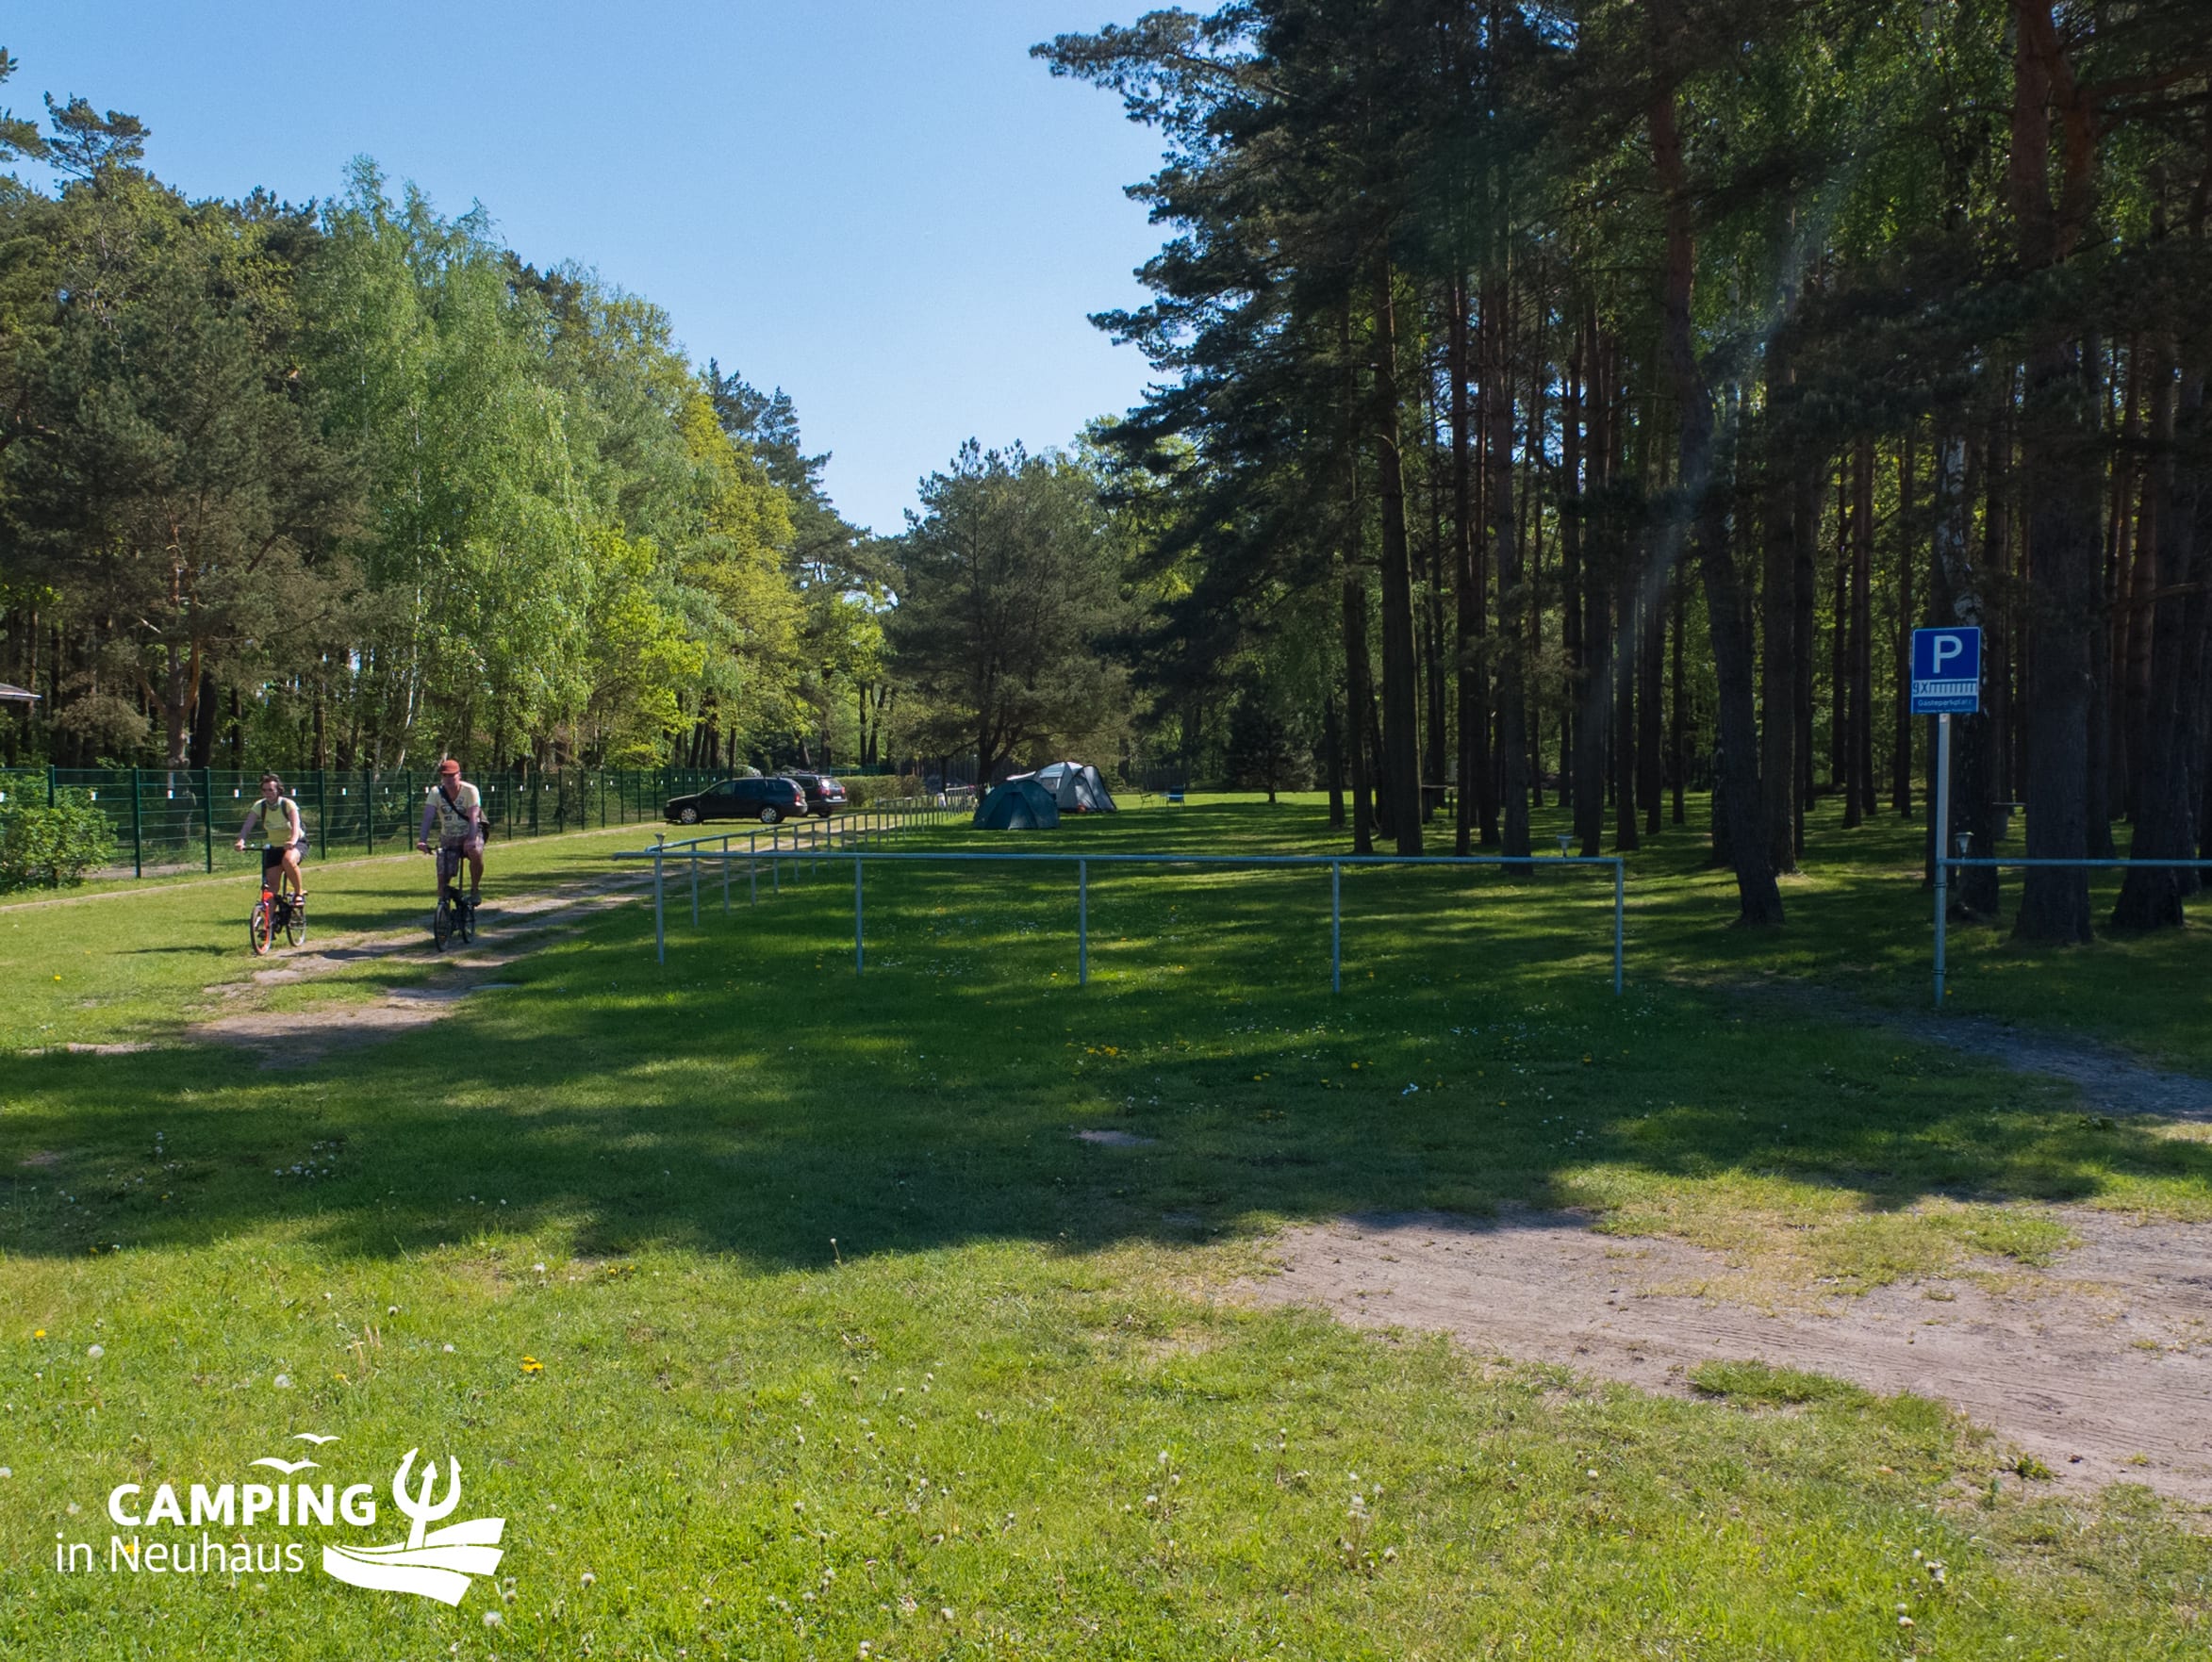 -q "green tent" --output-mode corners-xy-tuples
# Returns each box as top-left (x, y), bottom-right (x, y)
(972, 776), (1060, 830)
